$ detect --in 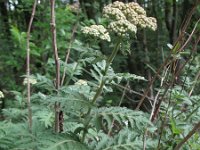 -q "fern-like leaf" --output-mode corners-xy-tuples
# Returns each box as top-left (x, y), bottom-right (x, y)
(88, 128), (156, 150)
(91, 107), (152, 132)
